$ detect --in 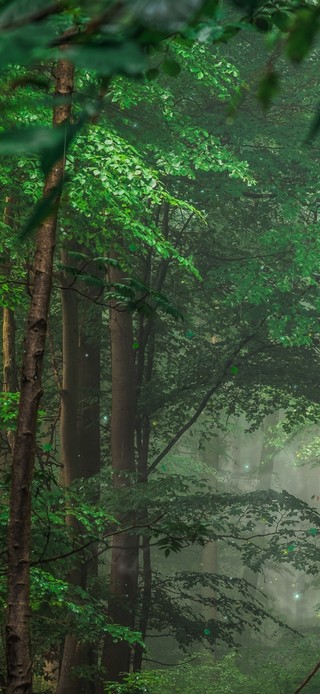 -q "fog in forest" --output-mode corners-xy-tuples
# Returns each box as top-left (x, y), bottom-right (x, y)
(2, 2), (320, 694)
